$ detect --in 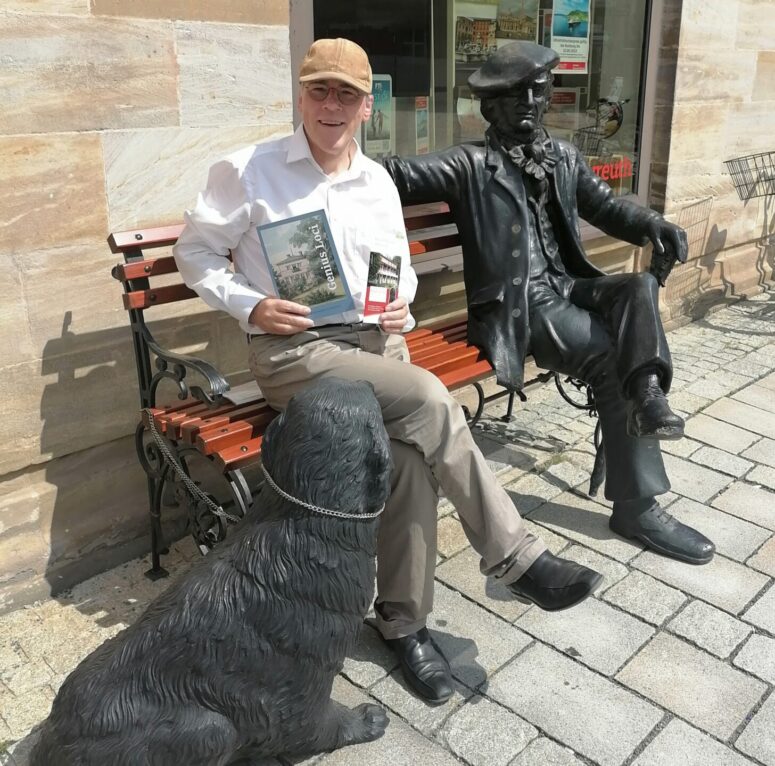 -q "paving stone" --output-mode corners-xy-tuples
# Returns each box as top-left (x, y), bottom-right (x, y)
(705, 398), (775, 440)
(505, 473), (576, 515)
(689, 445), (754, 477)
(437, 514), (469, 559)
(666, 497), (772, 562)
(602, 571), (687, 626)
(632, 718), (755, 766)
(515, 596), (653, 675)
(540, 459), (590, 493)
(632, 551), (769, 614)
(527, 492), (644, 563)
(734, 634), (775, 685)
(428, 583), (532, 690)
(713, 482), (775, 531)
(560, 545), (629, 593)
(742, 437), (775, 469)
(661, 454), (733, 503)
(747, 535), (775, 577)
(748, 464), (775, 492)
(436, 547), (532, 623)
(759, 370), (775, 391)
(722, 358), (772, 379)
(341, 623), (398, 689)
(316, 677), (460, 765)
(509, 738), (584, 765)
(684, 413), (760, 453)
(616, 633), (766, 739)
(667, 600), (753, 658)
(0, 659), (54, 697)
(669, 390), (711, 415)
(732, 383), (775, 411)
(661, 436), (703, 458)
(735, 692), (775, 765)
(1, 685), (55, 740)
(685, 370), (753, 400)
(489, 642), (662, 766)
(742, 584), (775, 634)
(440, 695), (537, 766)
(370, 669), (472, 737)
